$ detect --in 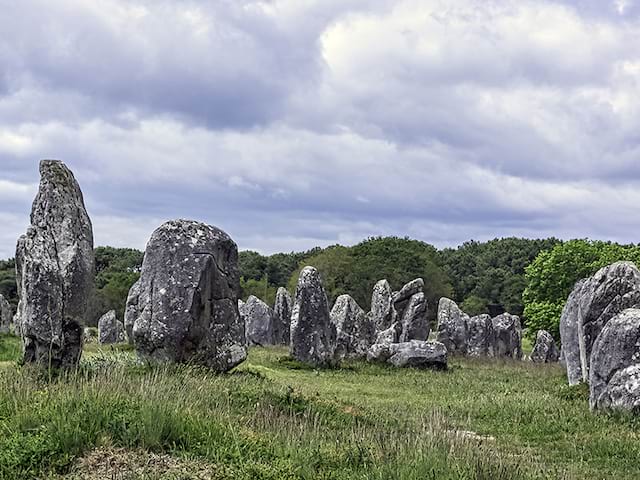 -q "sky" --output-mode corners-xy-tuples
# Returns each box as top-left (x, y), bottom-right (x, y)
(1, 0), (640, 258)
